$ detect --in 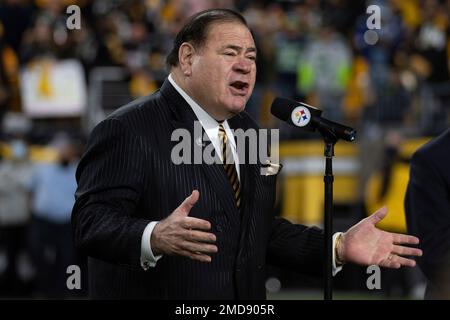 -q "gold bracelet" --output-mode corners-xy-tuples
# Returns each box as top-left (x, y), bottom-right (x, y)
(335, 233), (345, 266)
